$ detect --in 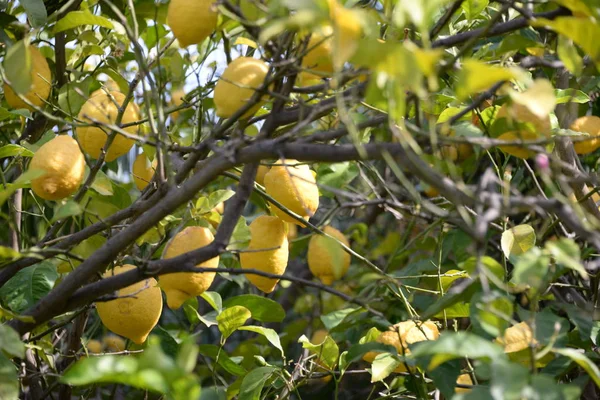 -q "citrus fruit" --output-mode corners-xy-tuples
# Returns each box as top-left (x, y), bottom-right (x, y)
(263, 159), (319, 225)
(496, 321), (537, 353)
(256, 164), (270, 186)
(496, 103), (551, 137)
(301, 26), (334, 74)
(132, 152), (157, 191)
(95, 264), (163, 344)
(159, 226), (219, 309)
(86, 339), (103, 354)
(240, 215), (289, 293)
(297, 72), (322, 87)
(3, 46), (51, 111)
(440, 130), (474, 162)
(570, 116), (600, 154)
(456, 374), (473, 394)
(170, 88), (186, 122)
(329, 2), (362, 70)
(363, 320), (440, 372)
(213, 57), (270, 118)
(76, 91), (141, 161)
(102, 335), (126, 352)
(167, 0), (218, 47)
(308, 226), (351, 285)
(497, 131), (539, 159)
(29, 135), (85, 200)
